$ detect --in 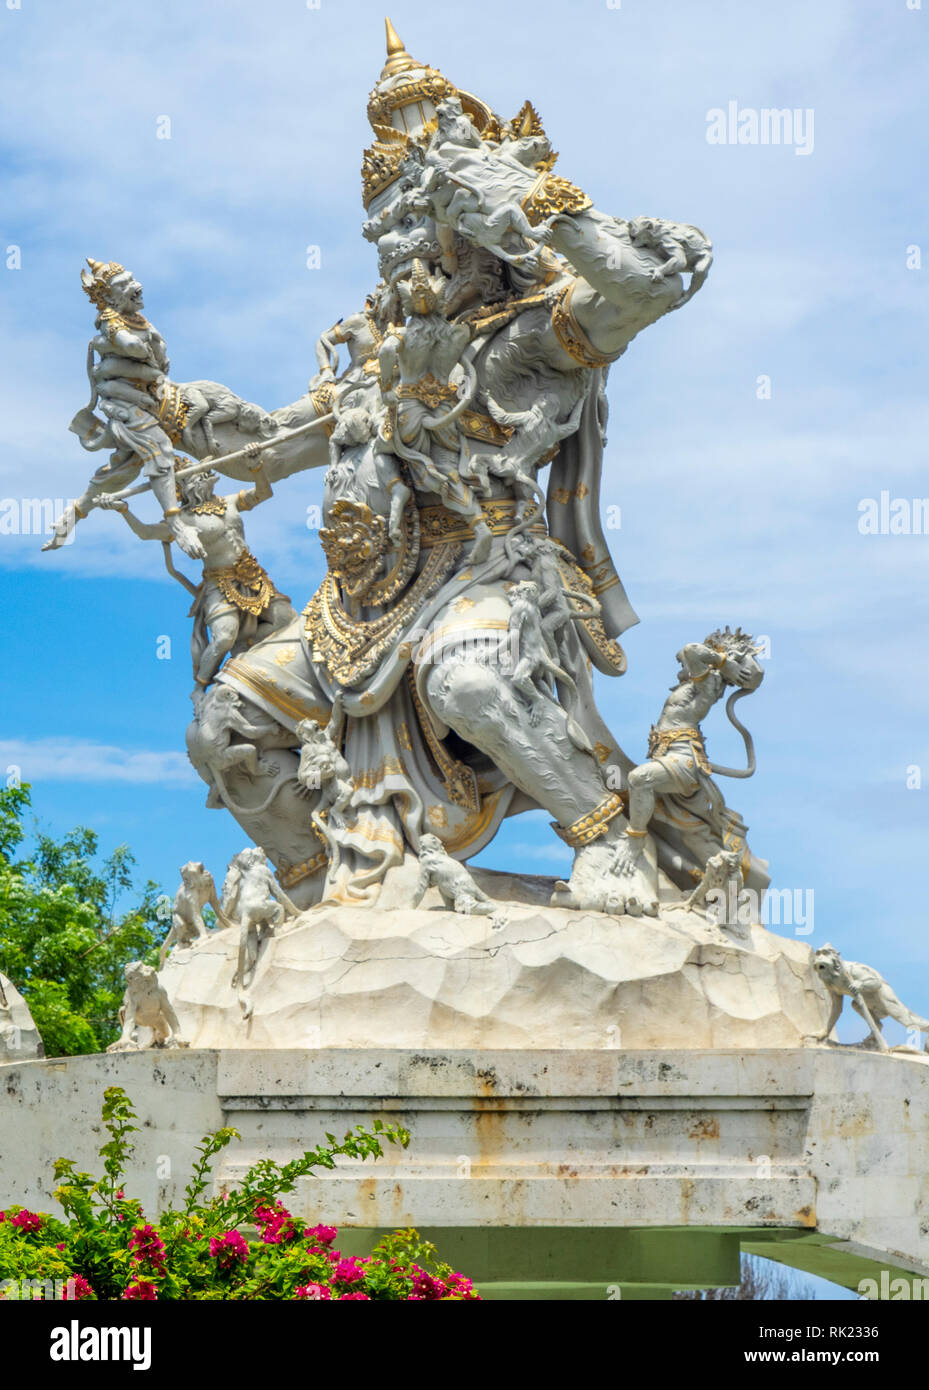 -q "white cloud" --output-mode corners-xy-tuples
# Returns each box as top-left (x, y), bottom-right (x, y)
(0, 739), (196, 786)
